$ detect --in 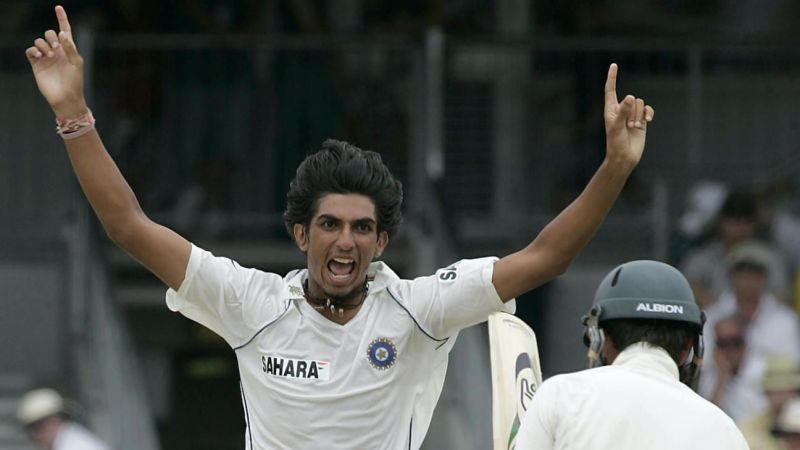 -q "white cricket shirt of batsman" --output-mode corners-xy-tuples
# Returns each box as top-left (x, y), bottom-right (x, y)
(516, 343), (749, 450)
(166, 245), (513, 449)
